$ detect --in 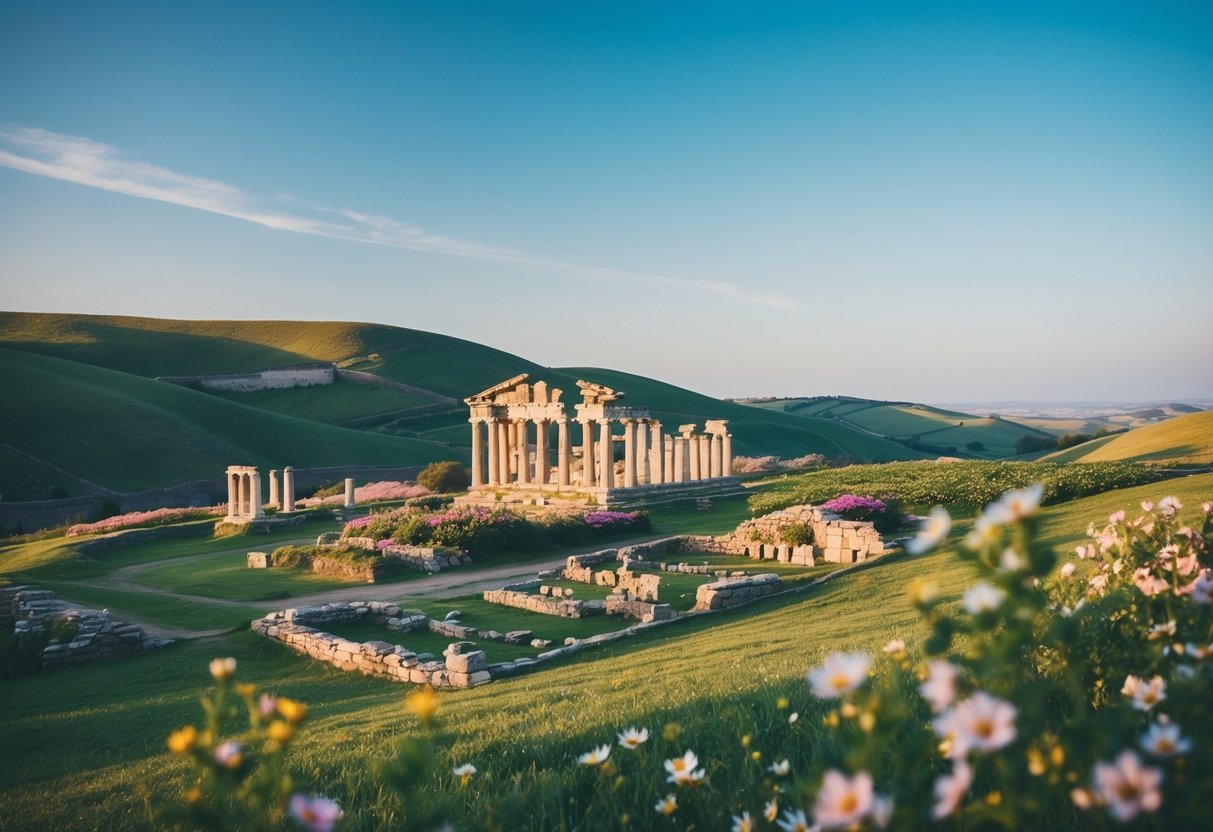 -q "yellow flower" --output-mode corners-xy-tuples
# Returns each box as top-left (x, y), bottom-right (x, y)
(662, 723), (682, 743)
(655, 794), (678, 815)
(267, 720), (294, 743)
(841, 703), (859, 720)
(235, 682), (256, 698)
(184, 786), (202, 805)
(908, 578), (940, 606)
(776, 697), (789, 710)
(750, 751), (761, 762)
(167, 725), (198, 755)
(741, 734), (752, 749)
(859, 712), (876, 733)
(985, 791), (1003, 806)
(277, 697), (309, 724)
(406, 687), (439, 725)
(209, 657), (237, 681)
(824, 711), (840, 728)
